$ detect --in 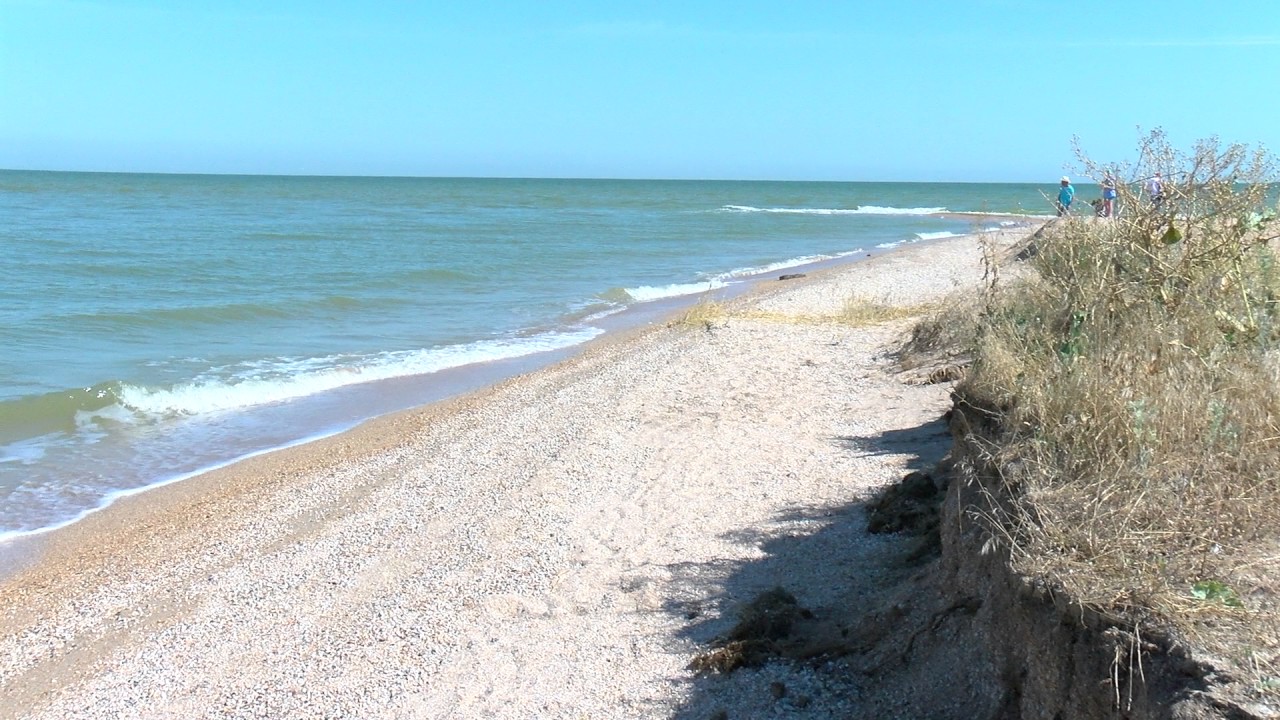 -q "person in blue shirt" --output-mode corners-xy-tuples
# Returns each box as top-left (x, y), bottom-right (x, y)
(1056, 176), (1075, 216)
(1101, 174), (1117, 217)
